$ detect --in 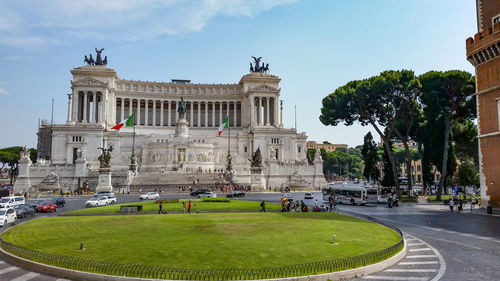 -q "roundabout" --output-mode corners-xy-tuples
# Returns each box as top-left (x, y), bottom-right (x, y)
(0, 203), (403, 280)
